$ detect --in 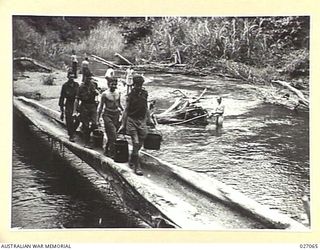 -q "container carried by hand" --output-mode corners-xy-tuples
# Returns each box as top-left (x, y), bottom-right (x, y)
(114, 134), (129, 163)
(144, 128), (162, 150)
(92, 129), (104, 148)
